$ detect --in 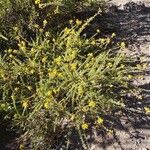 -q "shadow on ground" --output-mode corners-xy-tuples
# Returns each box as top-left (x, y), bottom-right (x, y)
(86, 2), (150, 150)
